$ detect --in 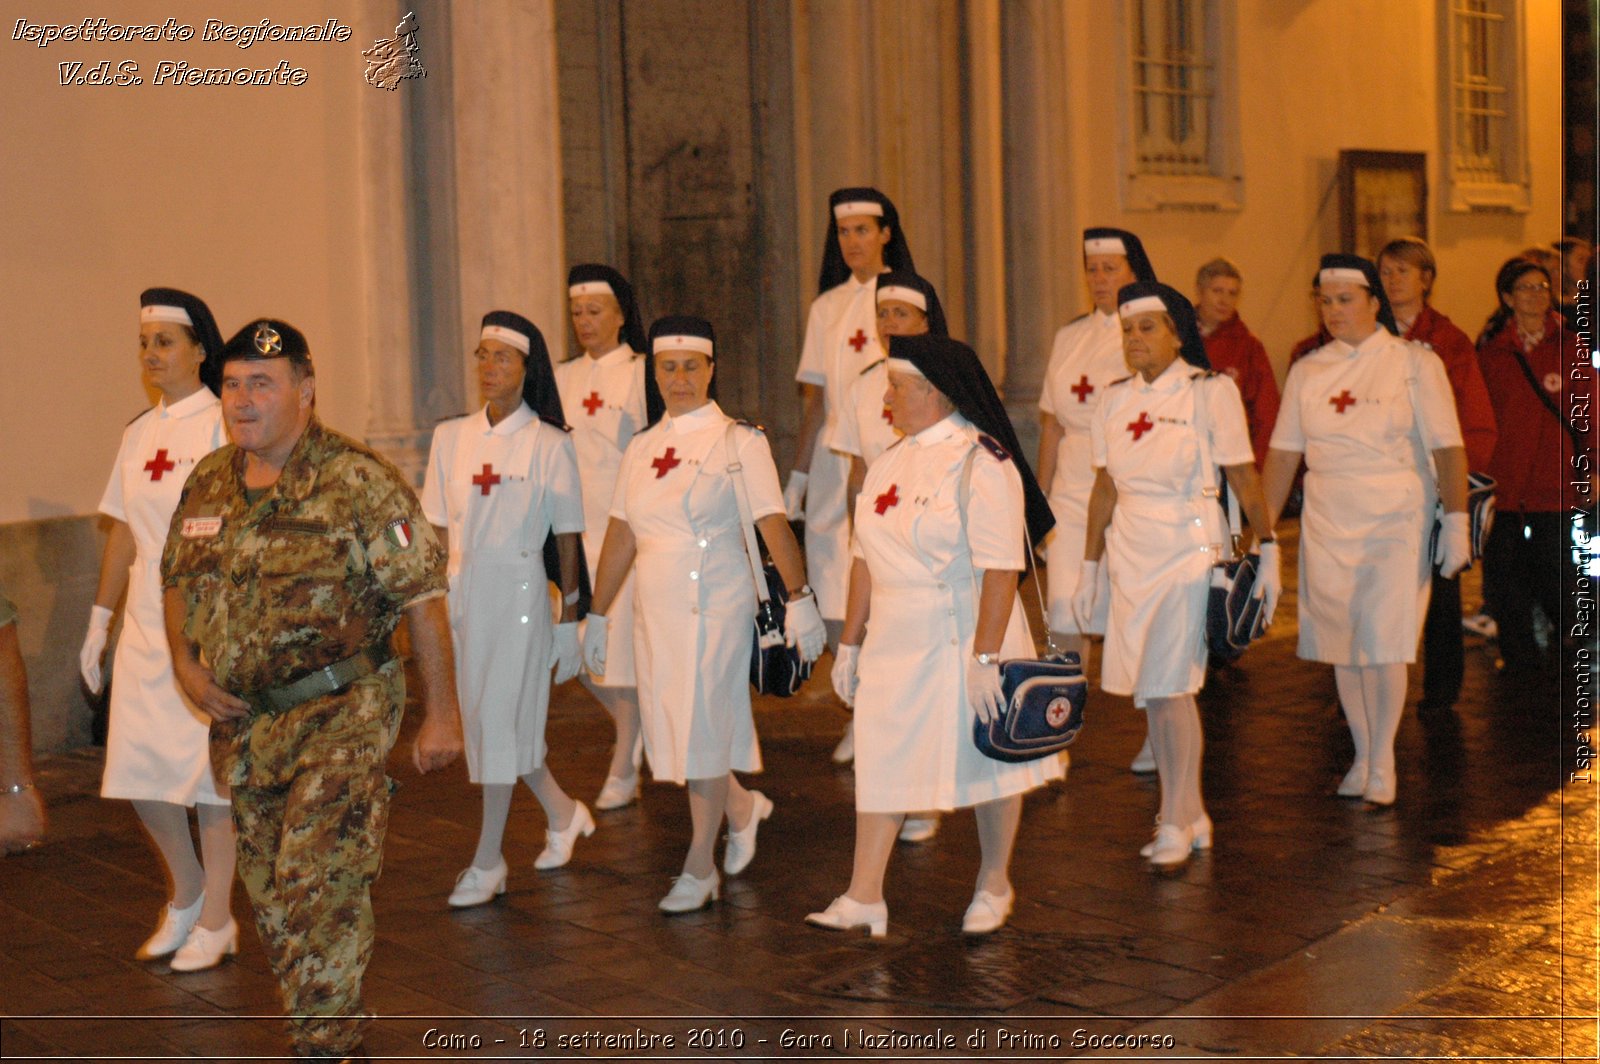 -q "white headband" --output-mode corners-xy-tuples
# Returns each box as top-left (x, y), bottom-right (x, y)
(1118, 295), (1167, 318)
(876, 285), (927, 312)
(141, 304), (194, 327)
(833, 200), (884, 220)
(1084, 236), (1128, 256)
(653, 334), (714, 358)
(568, 281), (615, 299)
(885, 357), (926, 379)
(1319, 267), (1370, 288)
(481, 325), (531, 354)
